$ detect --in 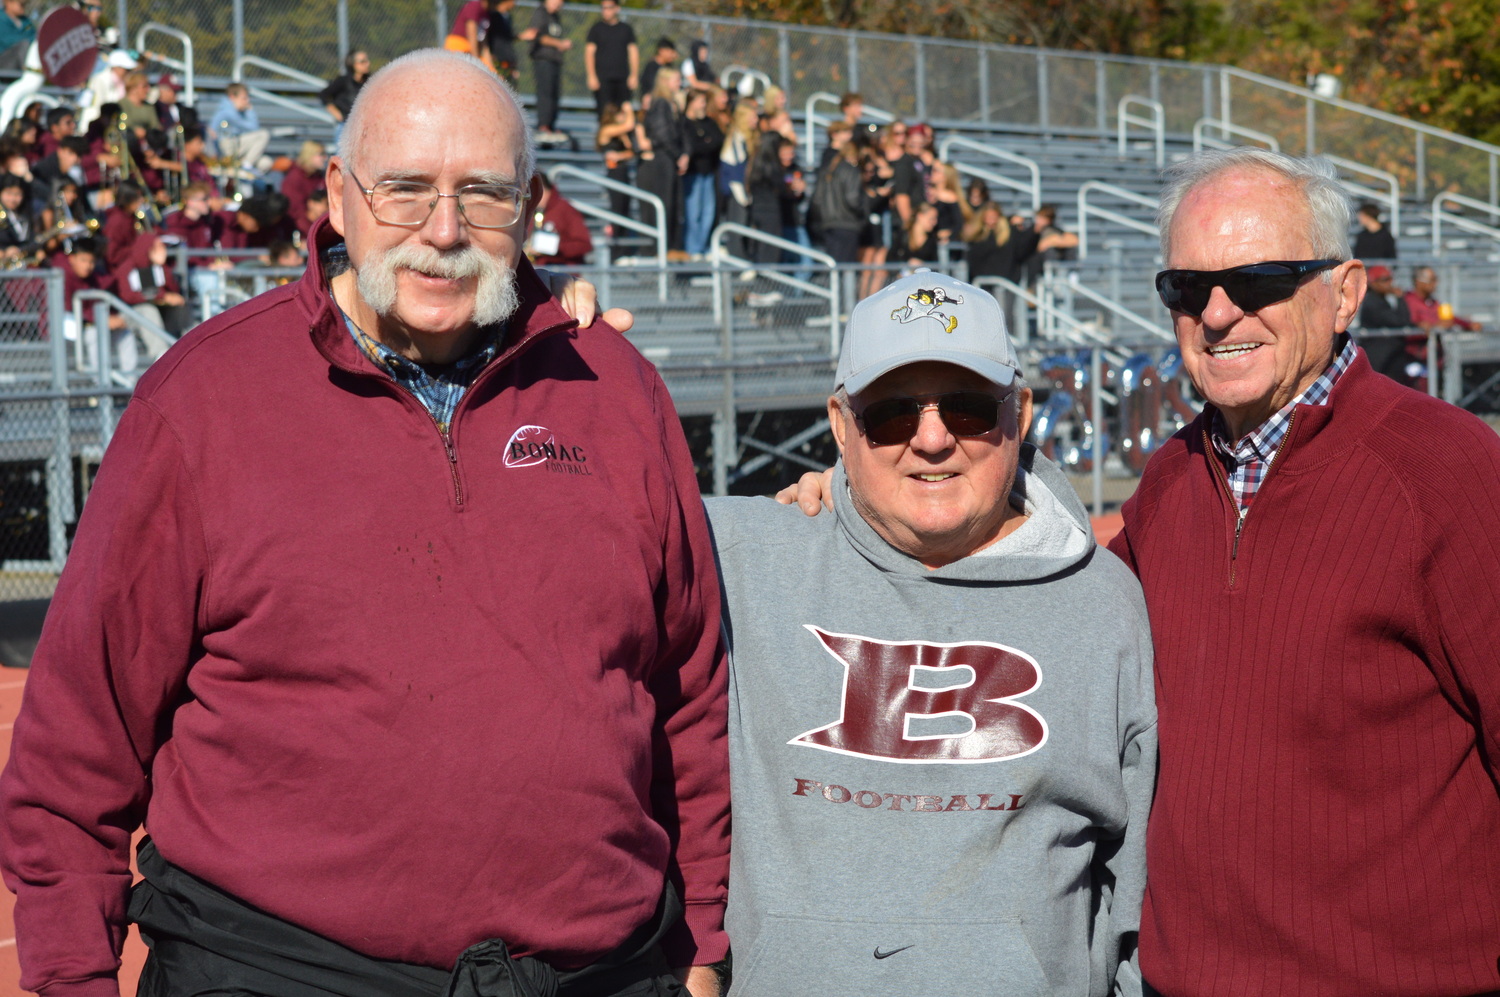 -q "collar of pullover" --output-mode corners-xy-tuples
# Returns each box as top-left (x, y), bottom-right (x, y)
(831, 443), (1097, 583)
